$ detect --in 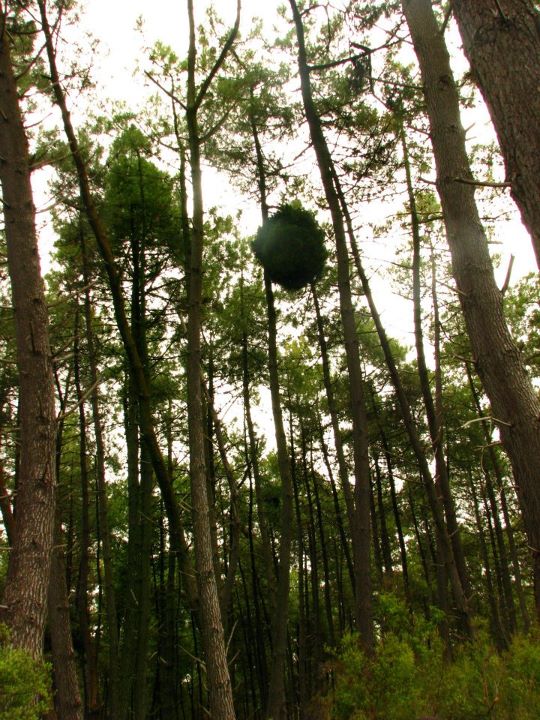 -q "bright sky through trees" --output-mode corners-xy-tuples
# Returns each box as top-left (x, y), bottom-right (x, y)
(2, 3), (540, 717)
(36, 0), (537, 328)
